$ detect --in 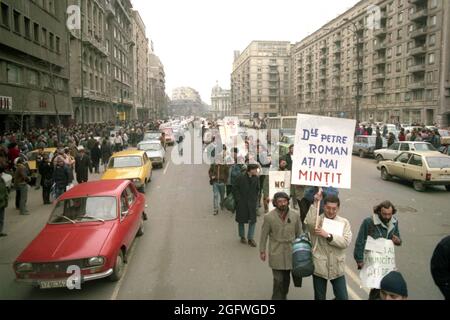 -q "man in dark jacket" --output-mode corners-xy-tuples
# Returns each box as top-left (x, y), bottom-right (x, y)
(14, 158), (30, 215)
(233, 164), (260, 247)
(75, 147), (91, 184)
(431, 235), (450, 300)
(53, 156), (71, 200)
(209, 146), (229, 215)
(0, 165), (9, 237)
(353, 200), (402, 300)
(375, 131), (383, 150)
(38, 155), (54, 204)
(90, 141), (101, 174)
(101, 139), (113, 172)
